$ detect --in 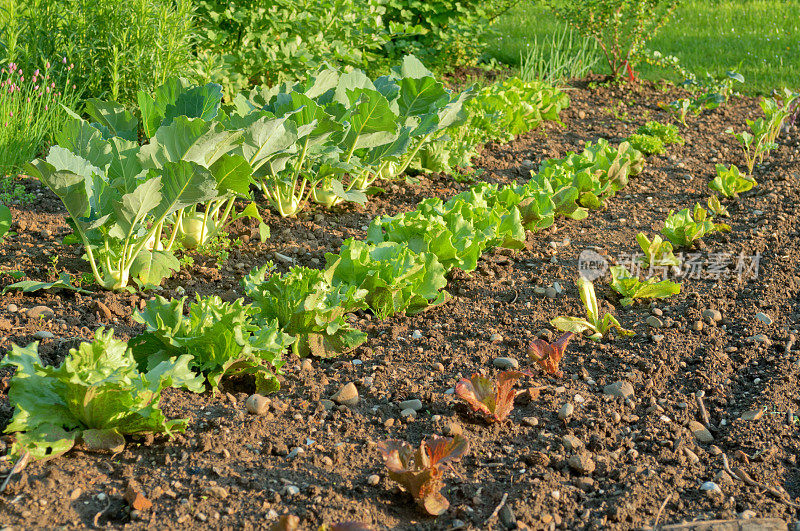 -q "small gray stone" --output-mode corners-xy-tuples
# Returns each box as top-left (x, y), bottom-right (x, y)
(499, 504), (516, 529)
(562, 434), (584, 452)
(301, 359), (314, 372)
(331, 382), (359, 406)
(366, 474), (380, 486)
(204, 486), (229, 499)
(755, 312), (773, 325)
(545, 287), (557, 299)
(490, 332), (504, 343)
(33, 330), (54, 340)
(568, 453), (596, 475)
(399, 399), (423, 412)
(646, 316), (663, 328)
(7, 303), (18, 312)
(282, 485), (300, 496)
(702, 309), (722, 323)
(604, 381), (634, 399)
(245, 394), (270, 415)
(522, 417), (539, 427)
(692, 320), (704, 332)
(411, 330), (423, 340)
(558, 403), (574, 420)
(683, 448), (700, 465)
(400, 408), (417, 419)
(740, 408), (764, 421)
(319, 399), (335, 411)
(651, 308), (663, 317)
(700, 481), (721, 497)
(493, 357), (518, 370)
(689, 420), (714, 443)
